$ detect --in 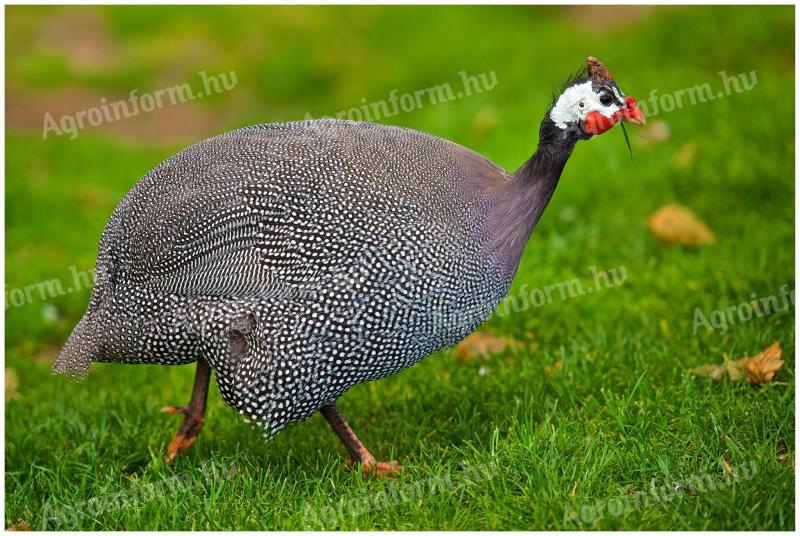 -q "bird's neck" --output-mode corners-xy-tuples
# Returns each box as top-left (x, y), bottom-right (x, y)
(489, 118), (577, 274)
